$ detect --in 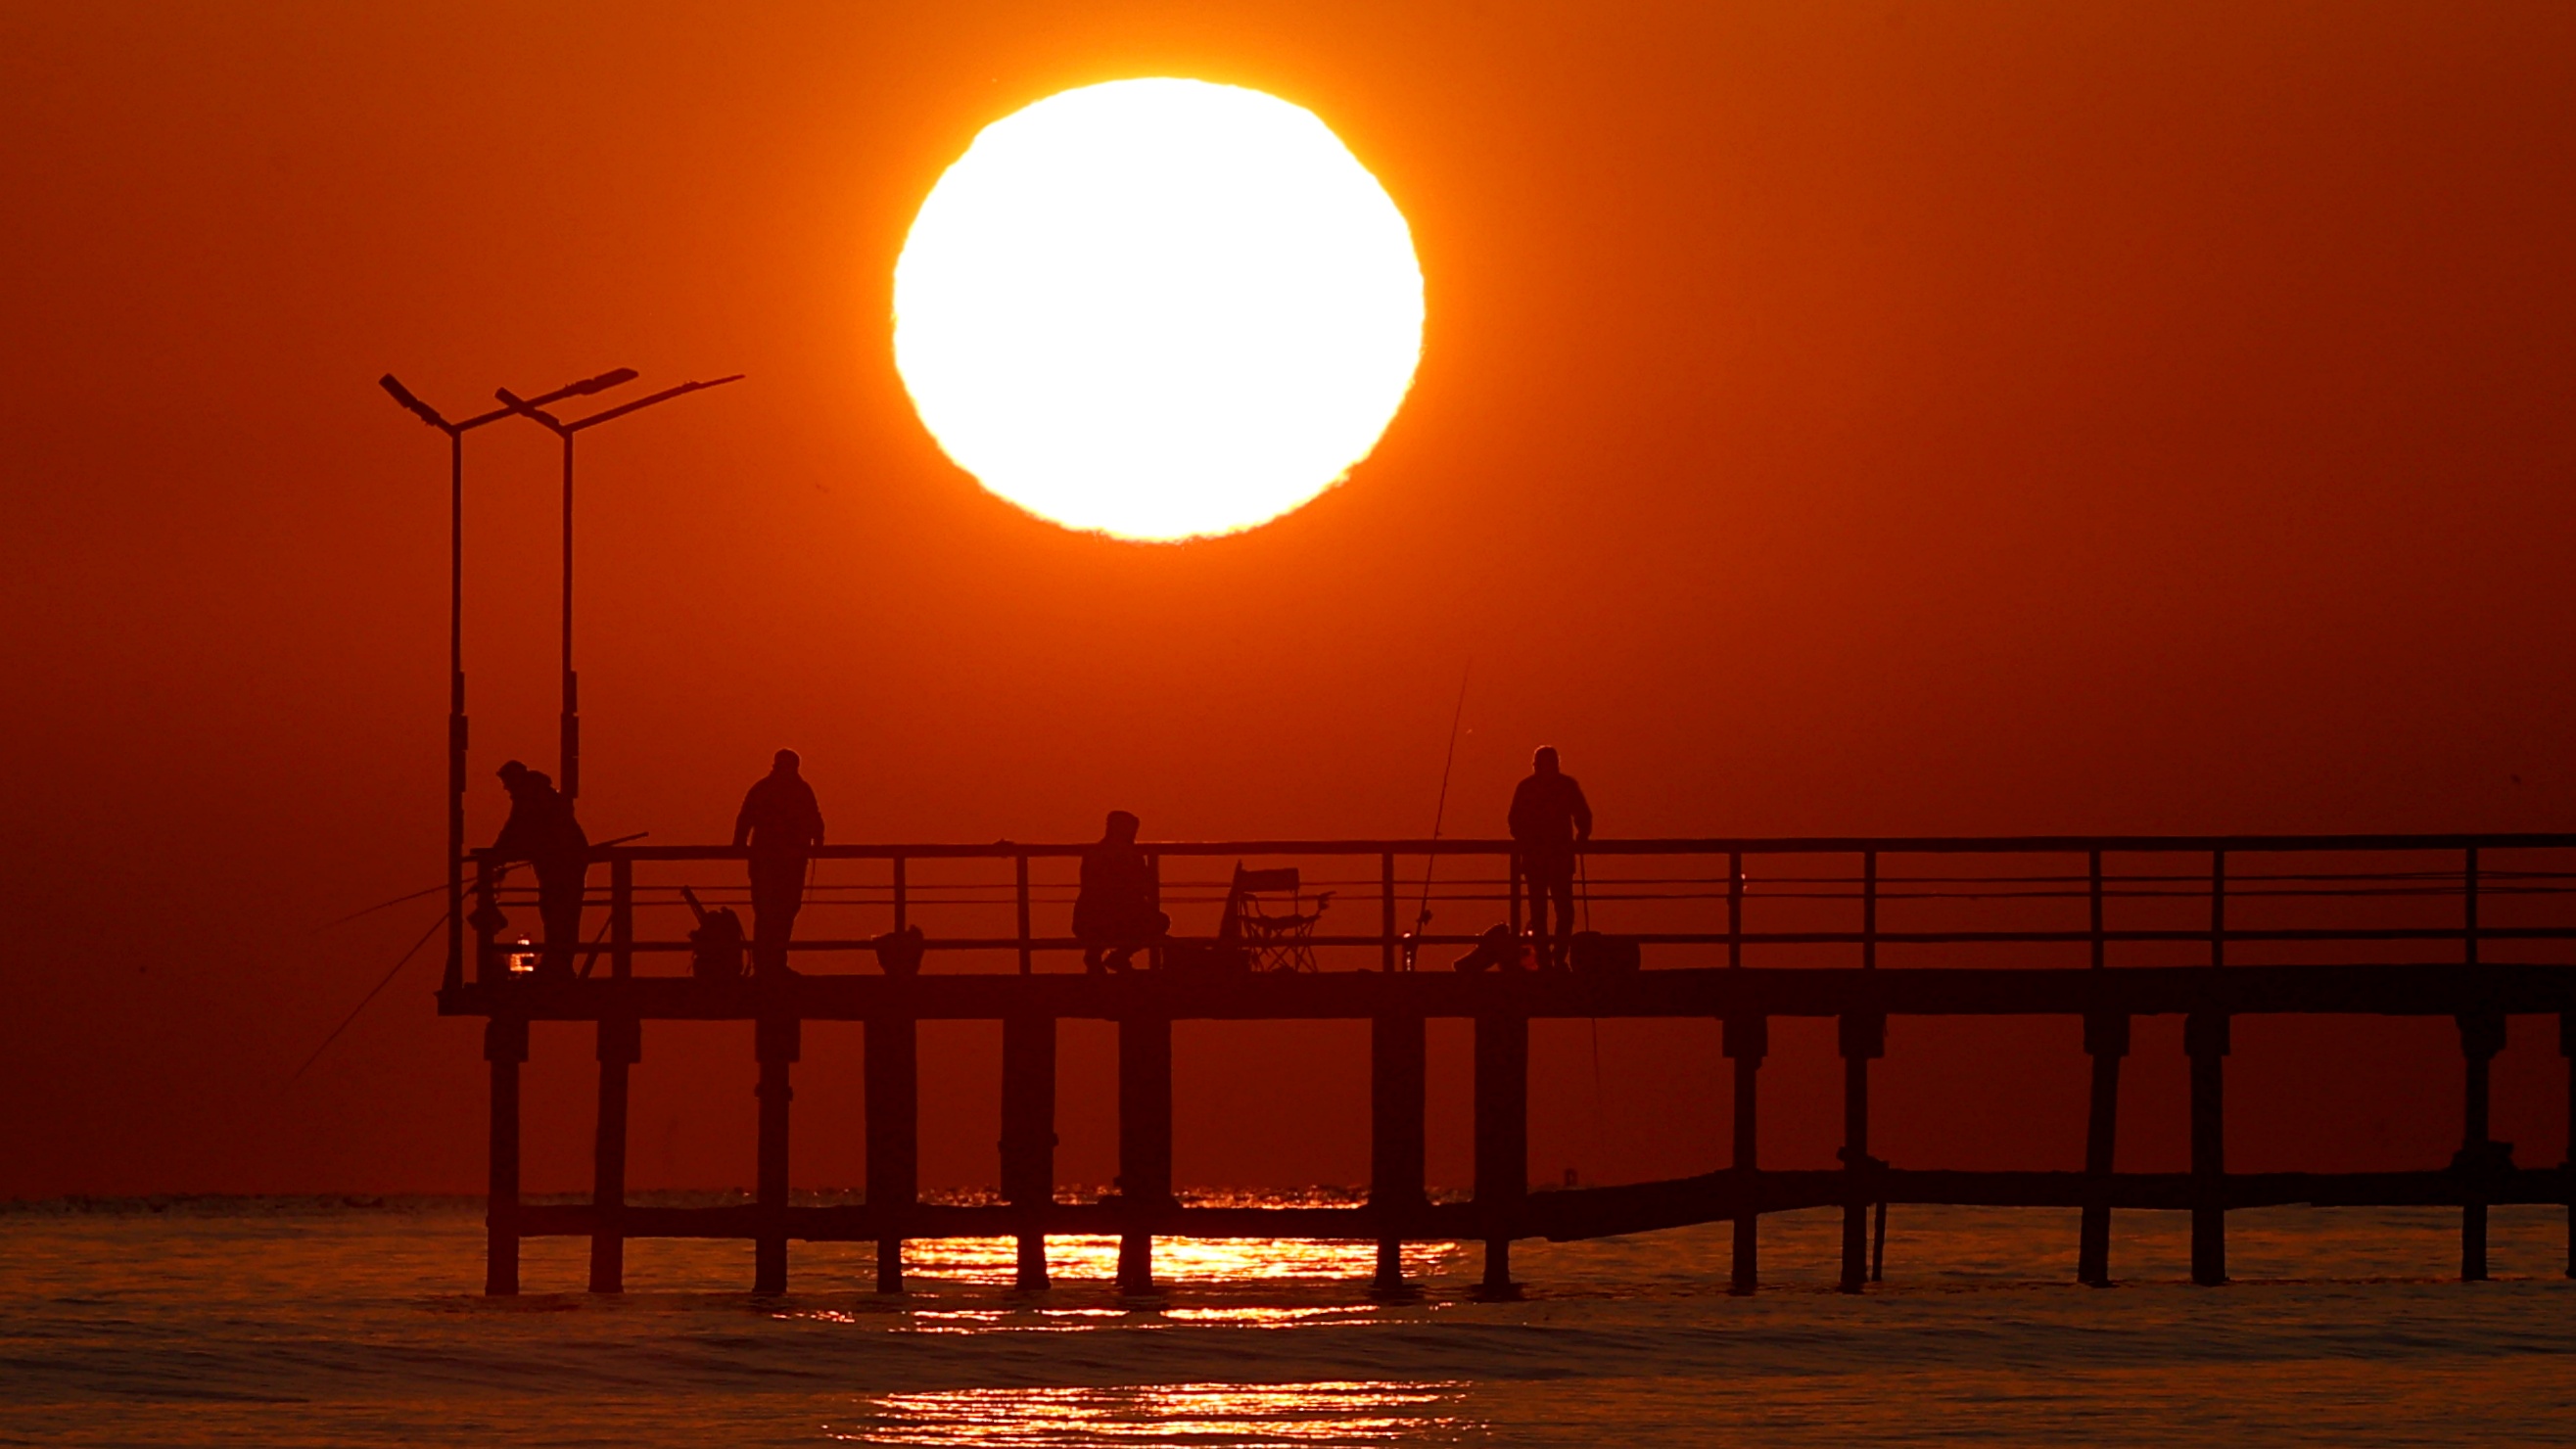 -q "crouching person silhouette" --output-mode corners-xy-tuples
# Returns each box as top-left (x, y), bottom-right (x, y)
(1074, 810), (1167, 973)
